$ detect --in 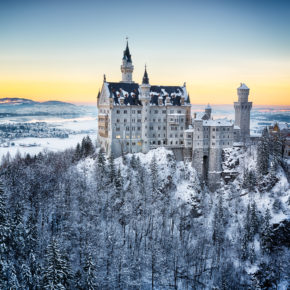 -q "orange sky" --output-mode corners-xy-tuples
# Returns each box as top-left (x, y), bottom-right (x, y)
(1, 1), (290, 106)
